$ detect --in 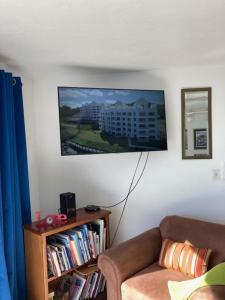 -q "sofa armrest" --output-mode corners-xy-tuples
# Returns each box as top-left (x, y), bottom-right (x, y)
(98, 227), (162, 300)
